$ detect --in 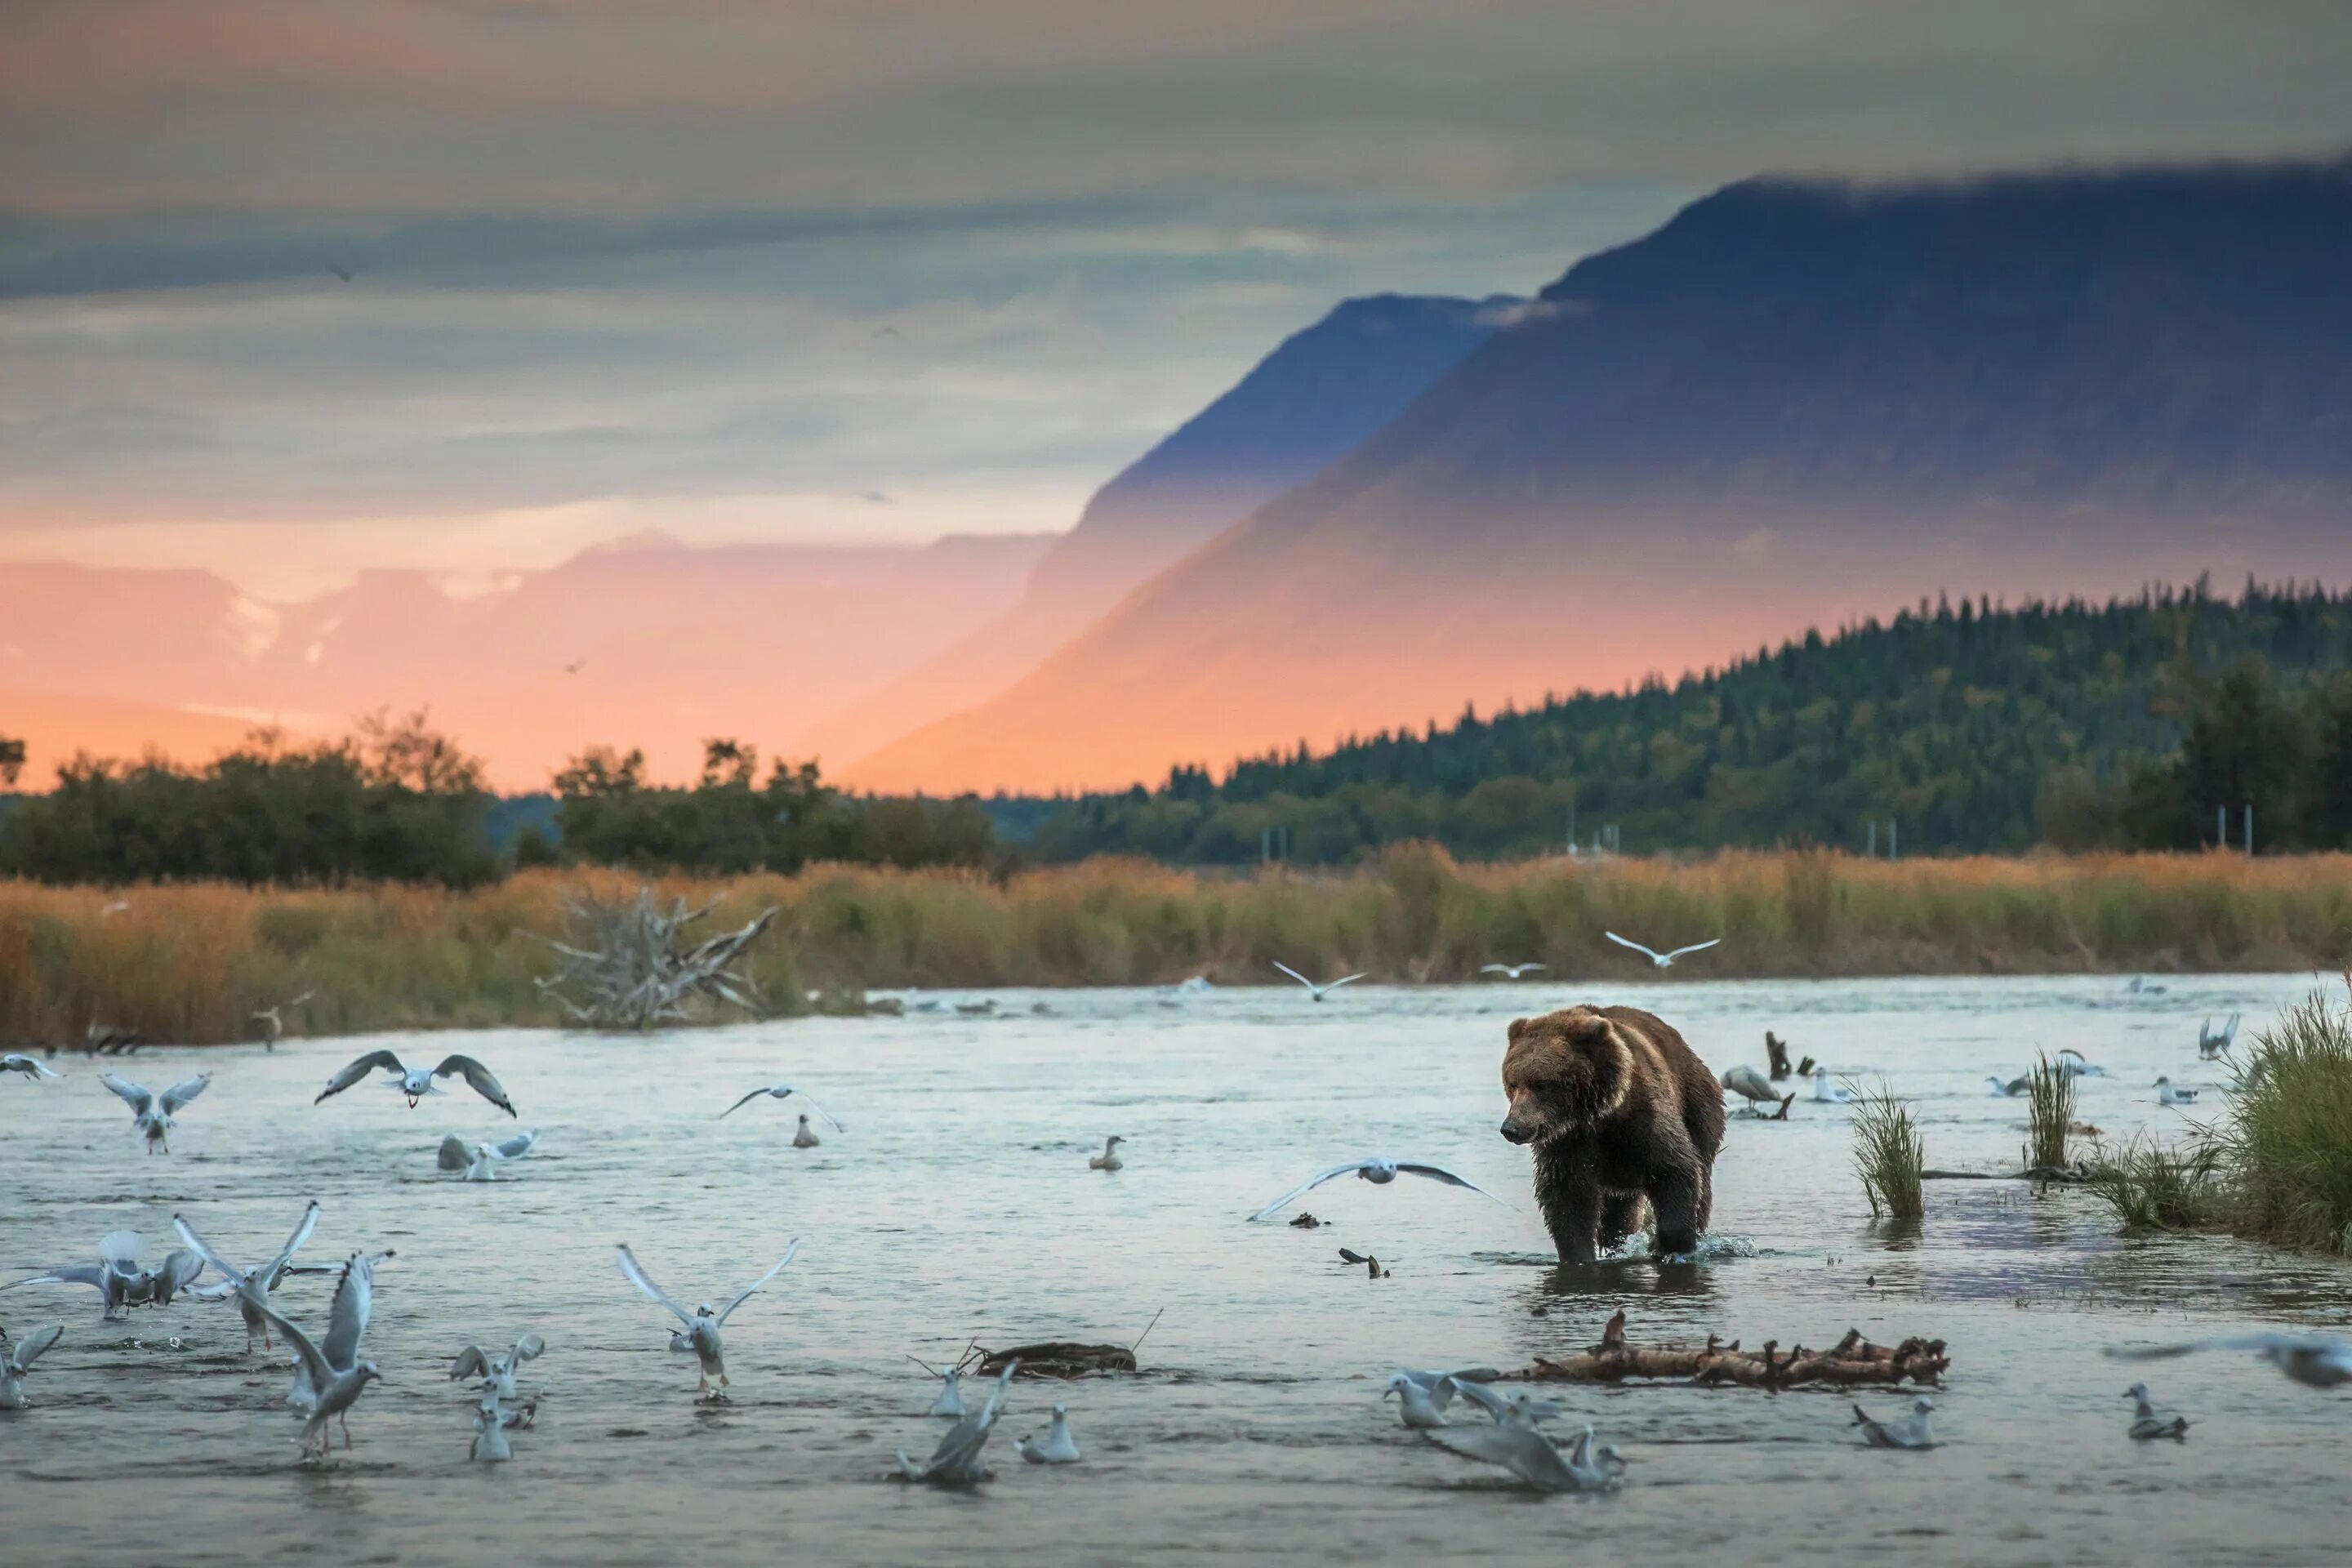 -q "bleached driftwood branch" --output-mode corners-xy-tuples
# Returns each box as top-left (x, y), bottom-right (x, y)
(532, 885), (778, 1030)
(1511, 1310), (1948, 1389)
